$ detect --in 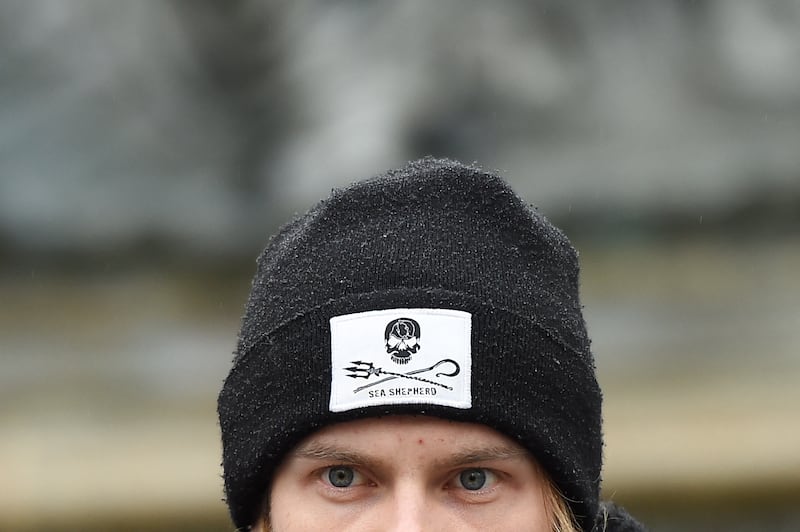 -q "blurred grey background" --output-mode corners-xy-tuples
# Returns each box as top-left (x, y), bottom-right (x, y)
(1, 1), (798, 530)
